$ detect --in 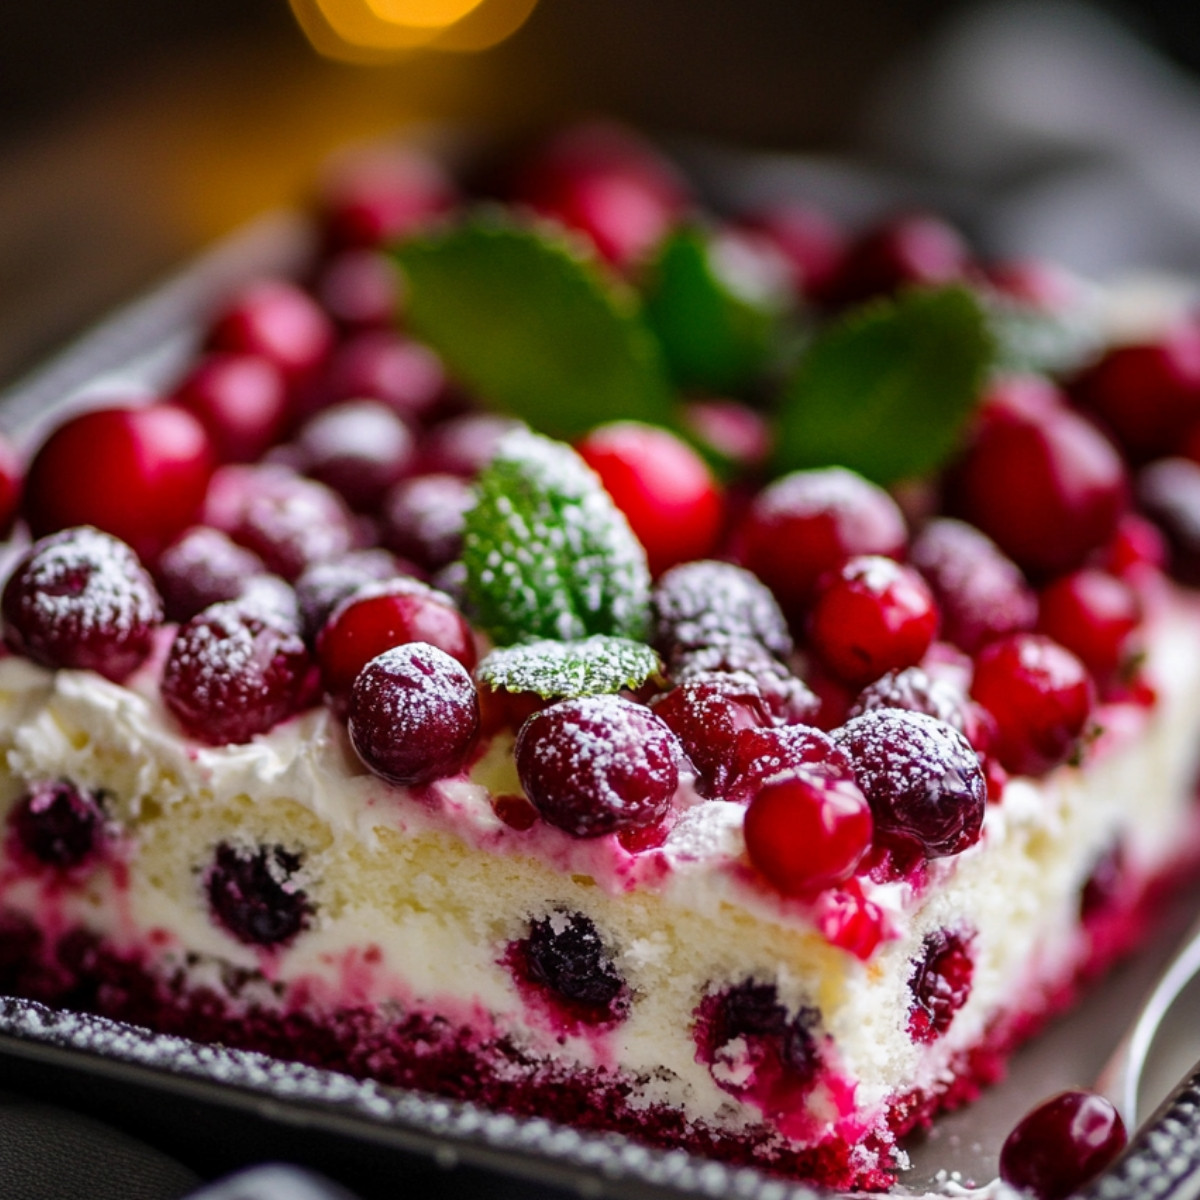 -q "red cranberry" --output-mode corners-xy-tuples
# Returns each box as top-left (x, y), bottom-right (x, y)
(651, 673), (772, 797)
(207, 843), (313, 948)
(9, 780), (106, 869)
(985, 258), (1086, 311)
(673, 641), (818, 727)
(1000, 1090), (1127, 1200)
(347, 642), (480, 786)
(318, 580), (476, 710)
(24, 404), (215, 563)
(808, 556), (939, 686)
(1038, 568), (1141, 681)
(834, 709), (986, 858)
(576, 422), (724, 577)
(743, 768), (873, 895)
(2, 527), (162, 682)
(154, 526), (270, 624)
(822, 212), (970, 307)
(739, 202), (846, 299)
(313, 330), (448, 423)
(907, 927), (974, 1042)
(979, 373), (1066, 422)
(290, 400), (415, 512)
(170, 352), (288, 463)
(522, 909), (625, 1012)
(161, 602), (311, 745)
(1137, 457), (1200, 585)
(0, 432), (24, 537)
(294, 550), (403, 646)
(909, 518), (1037, 654)
(739, 467), (907, 617)
(848, 665), (971, 733)
(515, 696), (680, 838)
(971, 633), (1094, 777)
(947, 404), (1128, 577)
(206, 279), (333, 382)
(316, 143), (456, 250)
(417, 413), (522, 477)
(727, 724), (854, 802)
(202, 464), (358, 581)
(1071, 323), (1200, 461)
(310, 248), (399, 329)
(511, 122), (689, 268)
(381, 473), (474, 571)
(1080, 841), (1126, 921)
(651, 560), (792, 663)
(1100, 512), (1167, 577)
(680, 399), (771, 473)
